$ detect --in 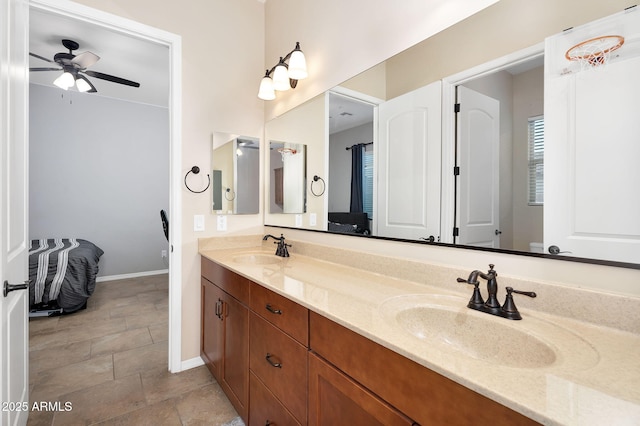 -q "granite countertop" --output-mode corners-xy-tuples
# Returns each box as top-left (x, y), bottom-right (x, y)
(199, 238), (640, 425)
